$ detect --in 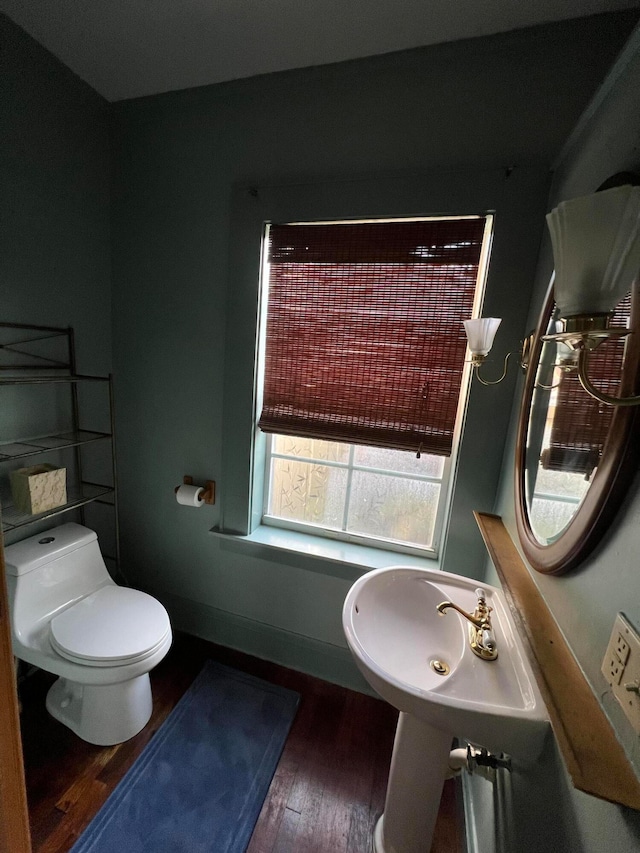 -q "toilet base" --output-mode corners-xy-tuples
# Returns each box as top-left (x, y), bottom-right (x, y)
(46, 673), (153, 745)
